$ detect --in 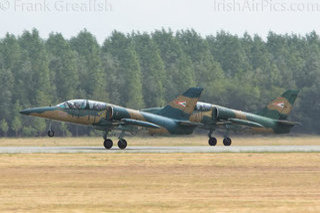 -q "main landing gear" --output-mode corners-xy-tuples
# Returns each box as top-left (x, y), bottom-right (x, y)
(103, 139), (113, 149)
(103, 131), (128, 150)
(208, 130), (232, 146)
(47, 121), (55, 137)
(208, 129), (217, 146)
(117, 139), (127, 150)
(223, 137), (232, 146)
